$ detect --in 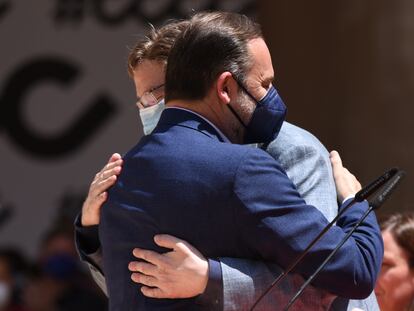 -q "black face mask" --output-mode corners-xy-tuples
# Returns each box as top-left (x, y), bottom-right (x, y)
(228, 79), (287, 145)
